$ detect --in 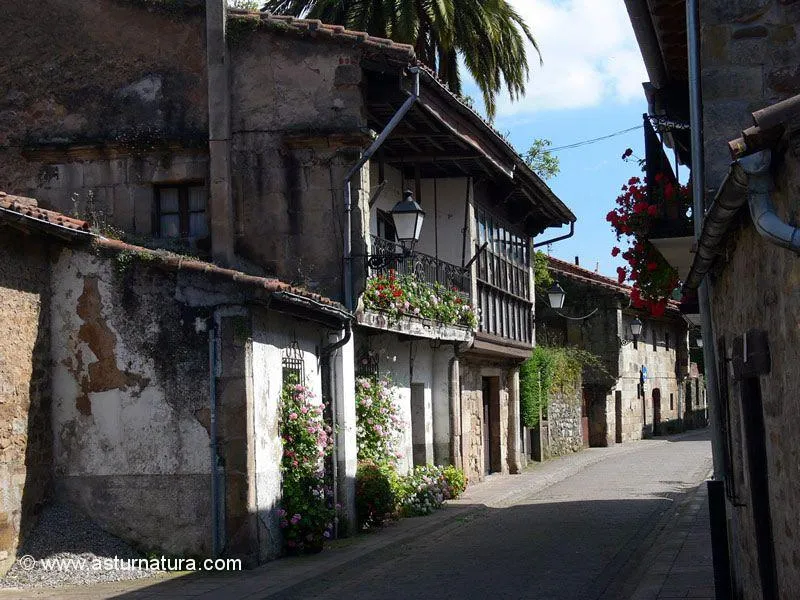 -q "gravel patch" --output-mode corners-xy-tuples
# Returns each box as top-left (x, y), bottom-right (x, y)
(0, 502), (162, 589)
